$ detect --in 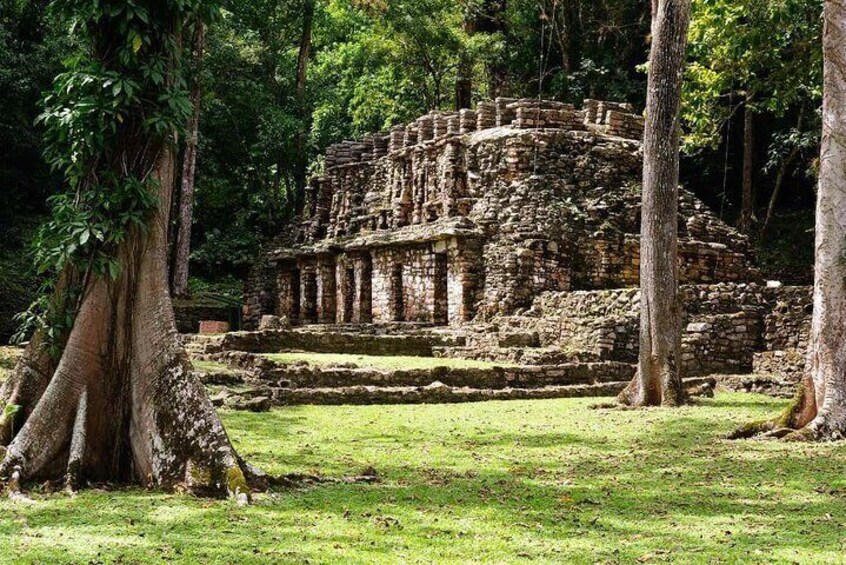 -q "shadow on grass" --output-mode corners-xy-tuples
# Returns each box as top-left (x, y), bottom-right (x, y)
(3, 394), (844, 564)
